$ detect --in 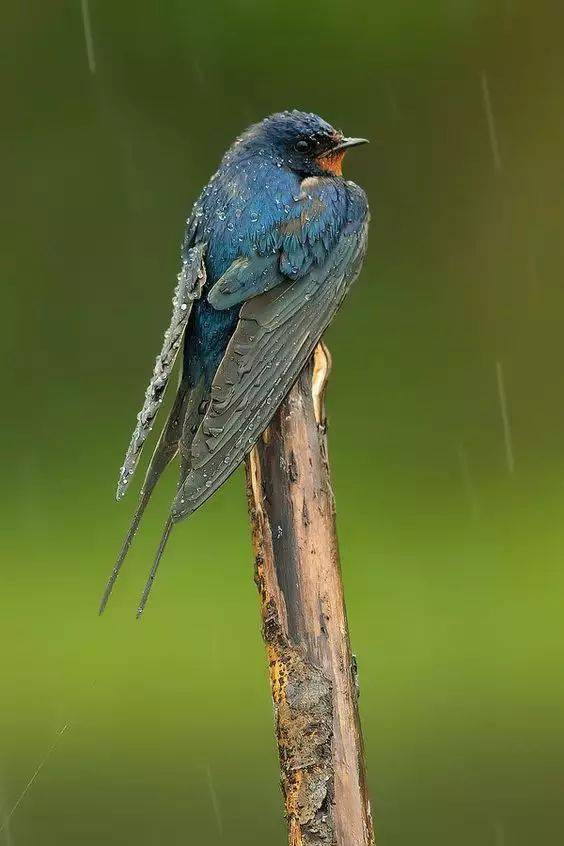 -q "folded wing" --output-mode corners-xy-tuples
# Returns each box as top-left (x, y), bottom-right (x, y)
(173, 219), (368, 521)
(116, 243), (206, 500)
